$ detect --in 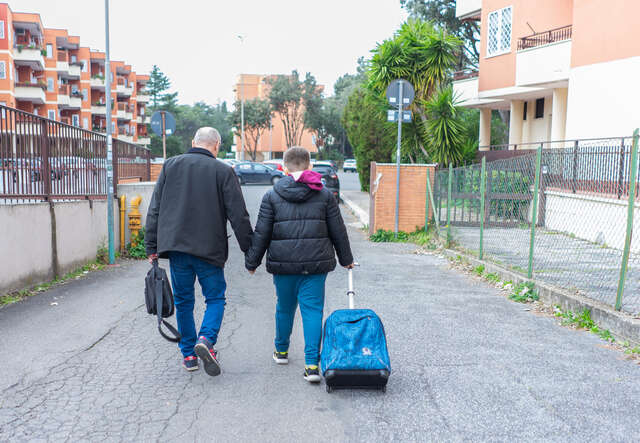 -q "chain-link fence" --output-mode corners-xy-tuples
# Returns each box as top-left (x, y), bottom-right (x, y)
(432, 134), (640, 315)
